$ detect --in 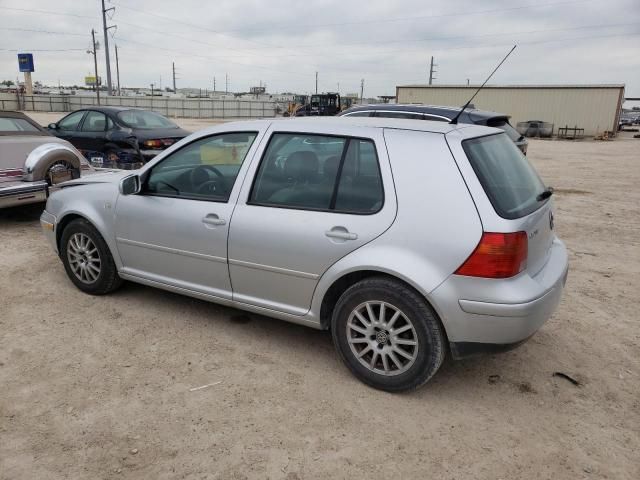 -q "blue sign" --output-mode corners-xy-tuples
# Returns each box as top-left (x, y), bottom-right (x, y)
(18, 53), (34, 73)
